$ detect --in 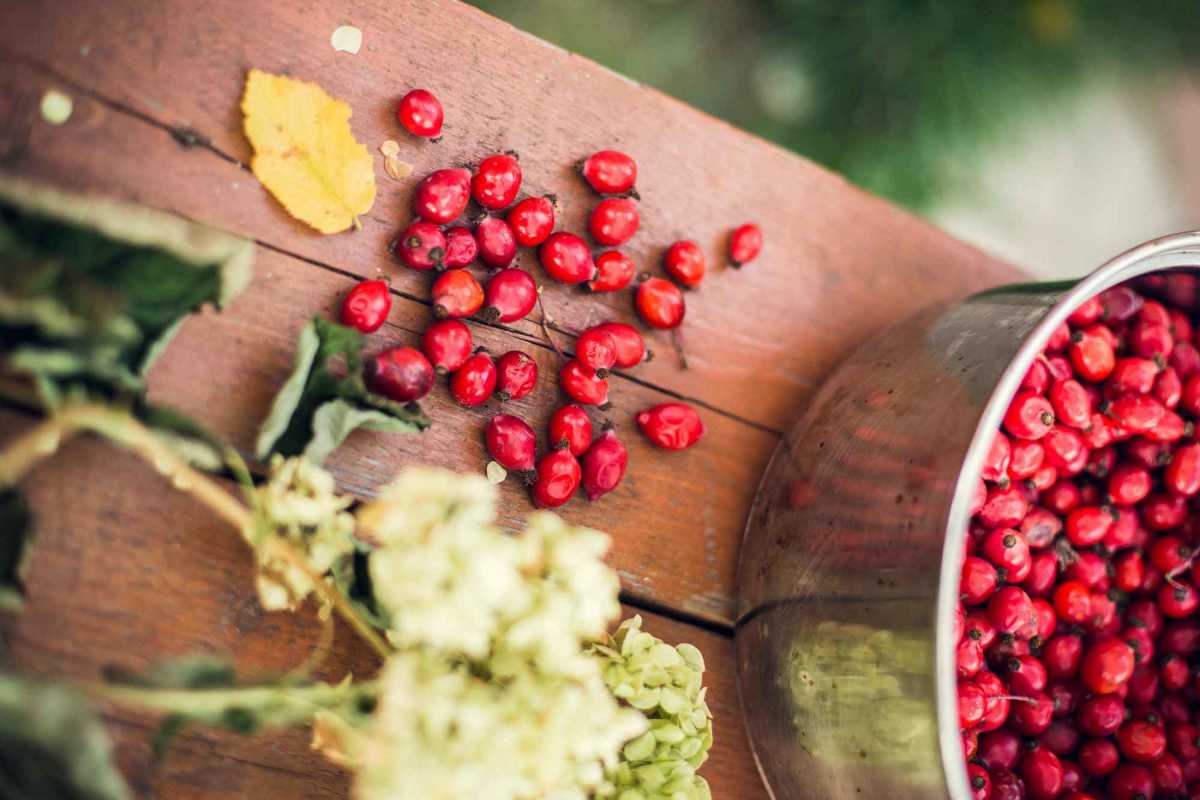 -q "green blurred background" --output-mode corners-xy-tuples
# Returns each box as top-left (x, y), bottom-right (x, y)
(470, 0), (1200, 276)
